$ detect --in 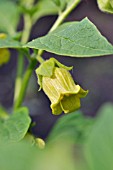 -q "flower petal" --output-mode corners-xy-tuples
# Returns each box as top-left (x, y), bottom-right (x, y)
(51, 102), (63, 115)
(60, 94), (80, 114)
